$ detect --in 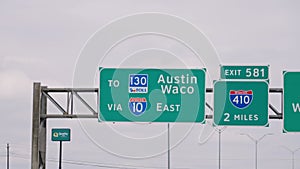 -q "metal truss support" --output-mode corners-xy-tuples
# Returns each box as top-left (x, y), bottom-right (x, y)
(31, 83), (284, 169)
